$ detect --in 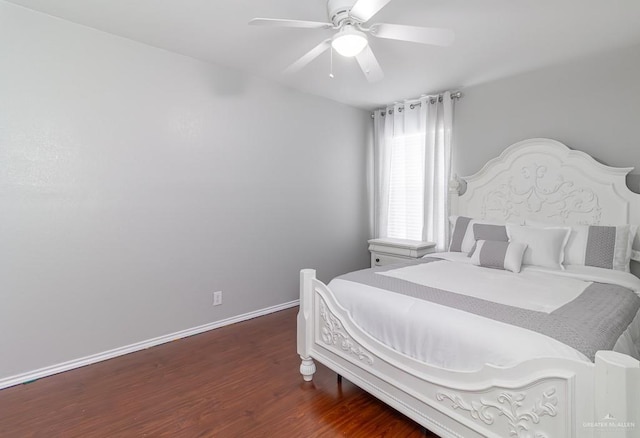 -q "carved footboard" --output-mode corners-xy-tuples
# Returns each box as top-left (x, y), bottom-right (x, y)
(297, 269), (640, 438)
